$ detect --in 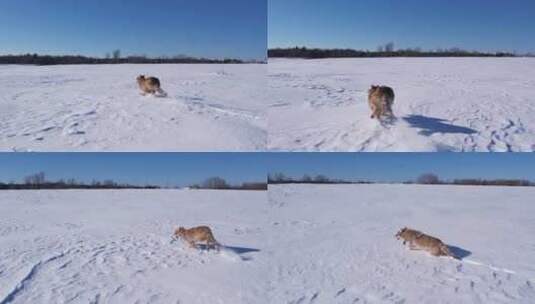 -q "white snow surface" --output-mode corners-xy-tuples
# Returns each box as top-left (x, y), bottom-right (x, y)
(0, 190), (269, 304)
(268, 58), (535, 151)
(266, 184), (535, 303)
(0, 64), (267, 151)
(2, 186), (535, 303)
